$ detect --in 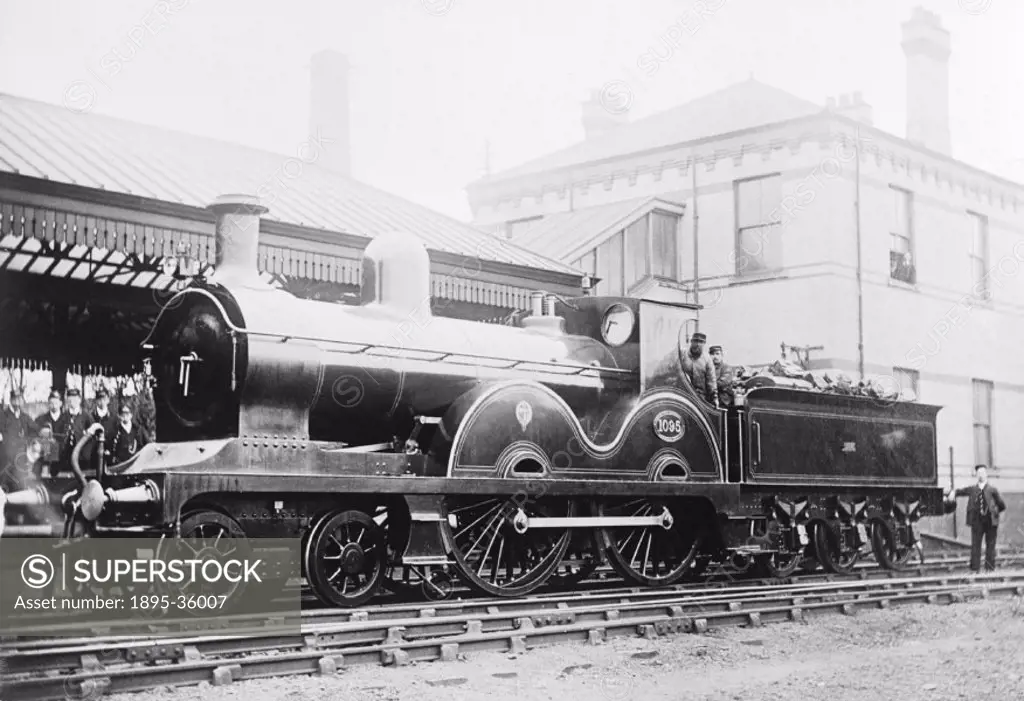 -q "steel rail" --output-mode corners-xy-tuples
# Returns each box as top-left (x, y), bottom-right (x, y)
(3, 571), (1023, 701)
(2, 552), (1007, 647)
(2, 552), (1016, 654)
(5, 573), (1005, 671)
